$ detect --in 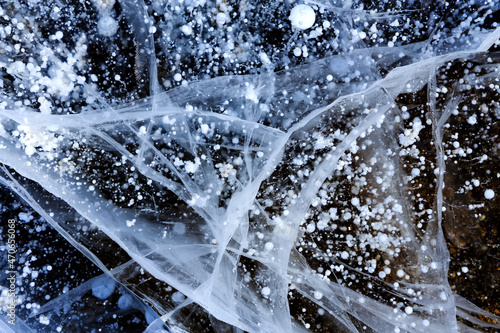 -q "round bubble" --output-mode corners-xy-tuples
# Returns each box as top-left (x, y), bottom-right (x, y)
(97, 15), (118, 37)
(91, 277), (116, 300)
(117, 294), (134, 310)
(289, 4), (316, 30)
